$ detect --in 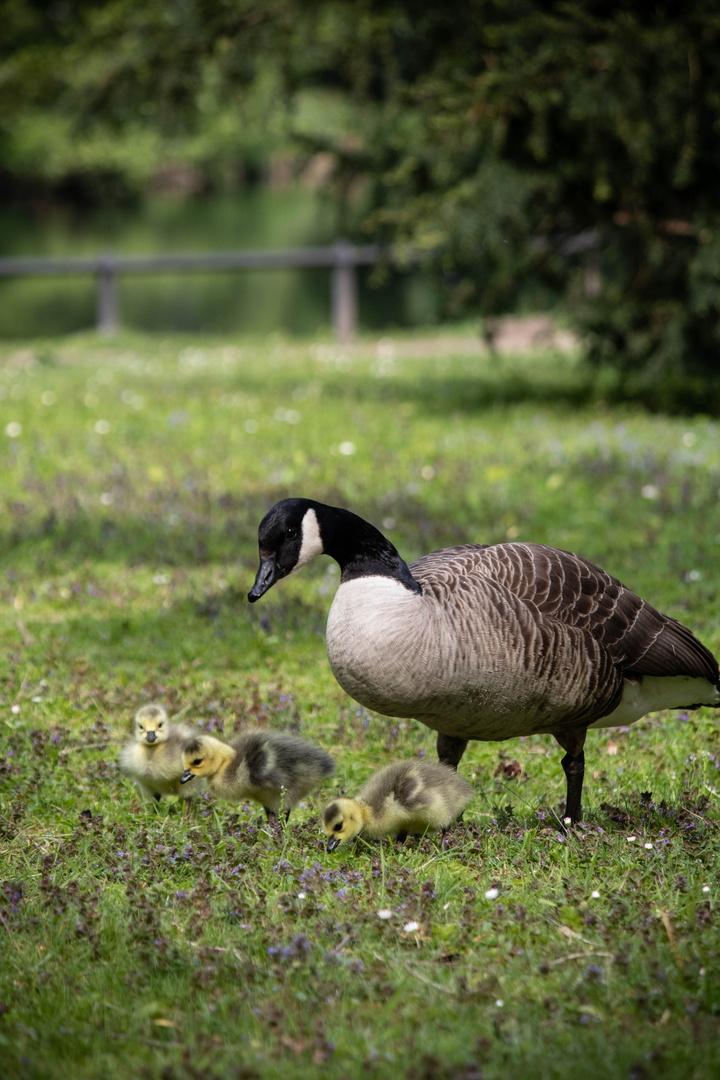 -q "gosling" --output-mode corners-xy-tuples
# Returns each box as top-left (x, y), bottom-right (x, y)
(119, 704), (199, 813)
(180, 730), (335, 819)
(322, 759), (474, 850)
